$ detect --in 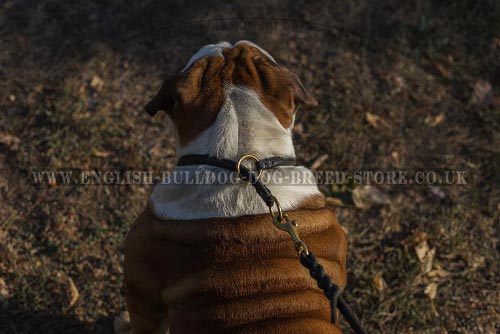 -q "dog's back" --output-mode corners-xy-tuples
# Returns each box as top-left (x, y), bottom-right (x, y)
(124, 194), (346, 334)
